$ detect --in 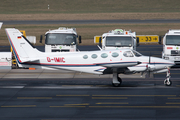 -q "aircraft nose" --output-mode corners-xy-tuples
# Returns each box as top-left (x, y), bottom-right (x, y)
(161, 59), (175, 68)
(167, 60), (175, 67)
(151, 57), (175, 69)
